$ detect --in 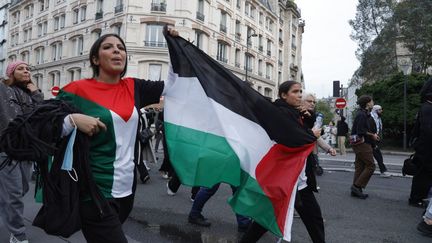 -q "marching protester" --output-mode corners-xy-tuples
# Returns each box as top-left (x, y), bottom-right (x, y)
(1, 30), (178, 243)
(370, 105), (391, 178)
(336, 116), (349, 155)
(350, 95), (378, 199)
(240, 81), (324, 243)
(0, 61), (43, 243)
(409, 78), (432, 209)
